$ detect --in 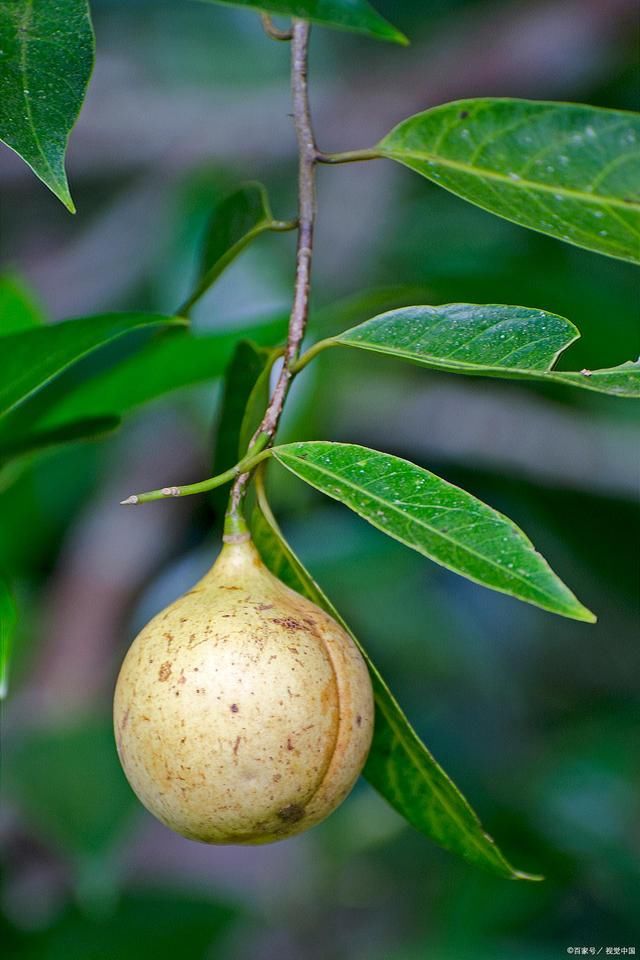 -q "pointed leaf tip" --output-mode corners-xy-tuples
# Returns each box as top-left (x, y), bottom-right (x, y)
(0, 0), (94, 212)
